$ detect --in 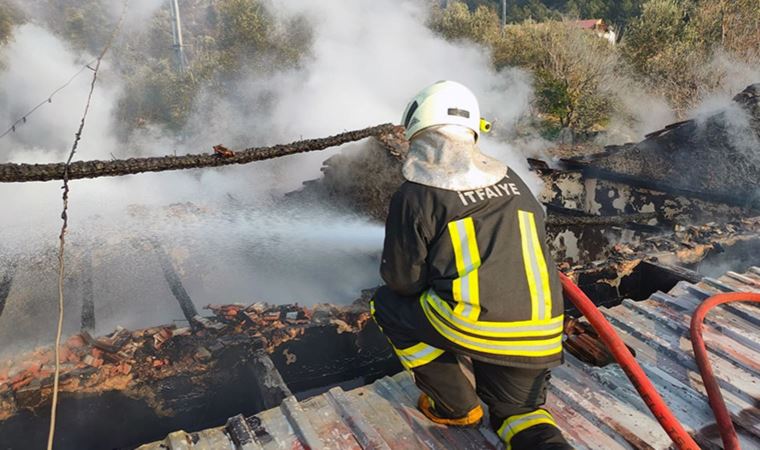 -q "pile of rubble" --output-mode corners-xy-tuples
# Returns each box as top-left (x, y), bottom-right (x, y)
(0, 301), (378, 423)
(562, 217), (760, 309)
(564, 83), (760, 209)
